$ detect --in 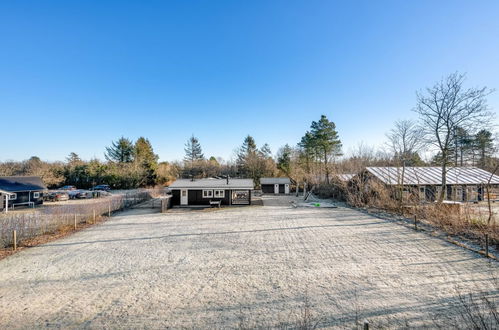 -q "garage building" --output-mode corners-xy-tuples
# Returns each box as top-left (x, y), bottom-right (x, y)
(260, 177), (291, 194)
